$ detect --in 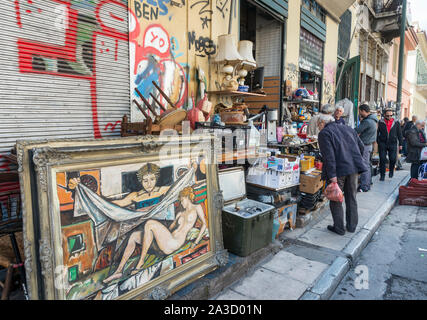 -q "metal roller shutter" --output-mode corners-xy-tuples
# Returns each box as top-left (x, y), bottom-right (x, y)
(0, 0), (130, 172)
